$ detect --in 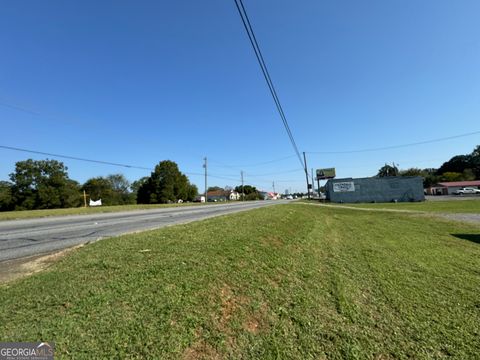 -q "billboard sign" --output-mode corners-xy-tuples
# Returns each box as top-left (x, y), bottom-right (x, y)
(316, 168), (336, 180)
(333, 181), (355, 192)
